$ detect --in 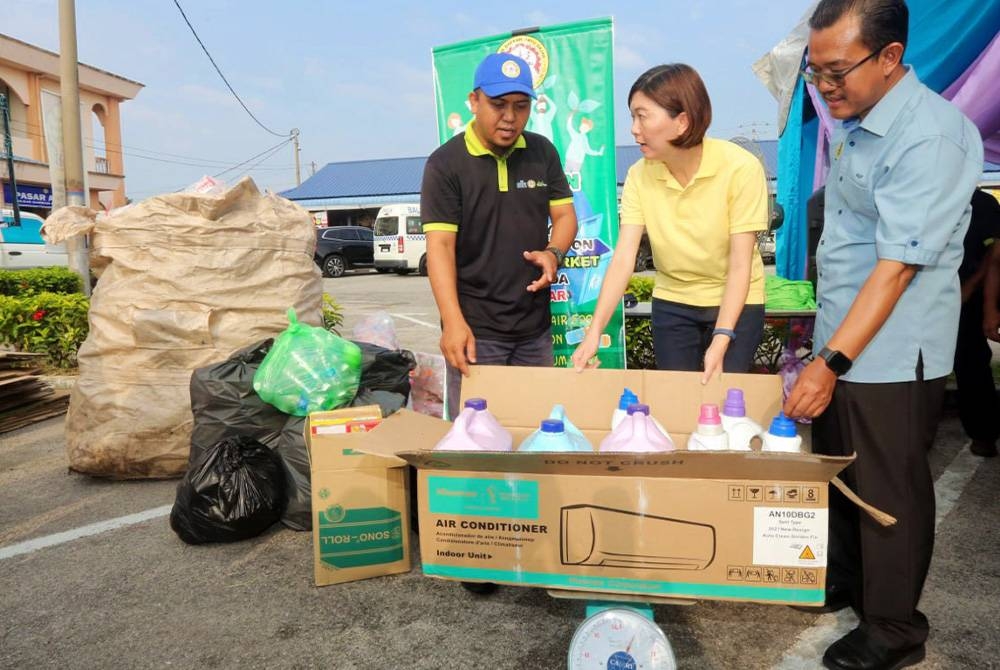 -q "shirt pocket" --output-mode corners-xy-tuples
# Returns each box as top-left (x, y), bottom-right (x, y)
(836, 156), (878, 221)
